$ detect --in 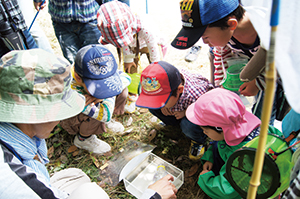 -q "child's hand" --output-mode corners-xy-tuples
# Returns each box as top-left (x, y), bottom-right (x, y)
(200, 161), (213, 175)
(85, 94), (103, 106)
(124, 62), (137, 73)
(239, 80), (259, 96)
(173, 110), (185, 119)
(161, 107), (173, 116)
